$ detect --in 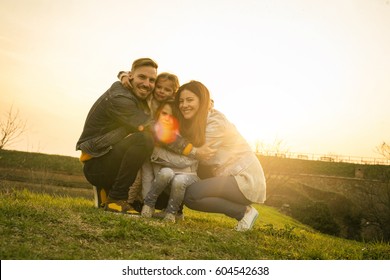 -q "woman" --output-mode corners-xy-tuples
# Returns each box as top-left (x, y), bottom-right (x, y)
(175, 81), (266, 231)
